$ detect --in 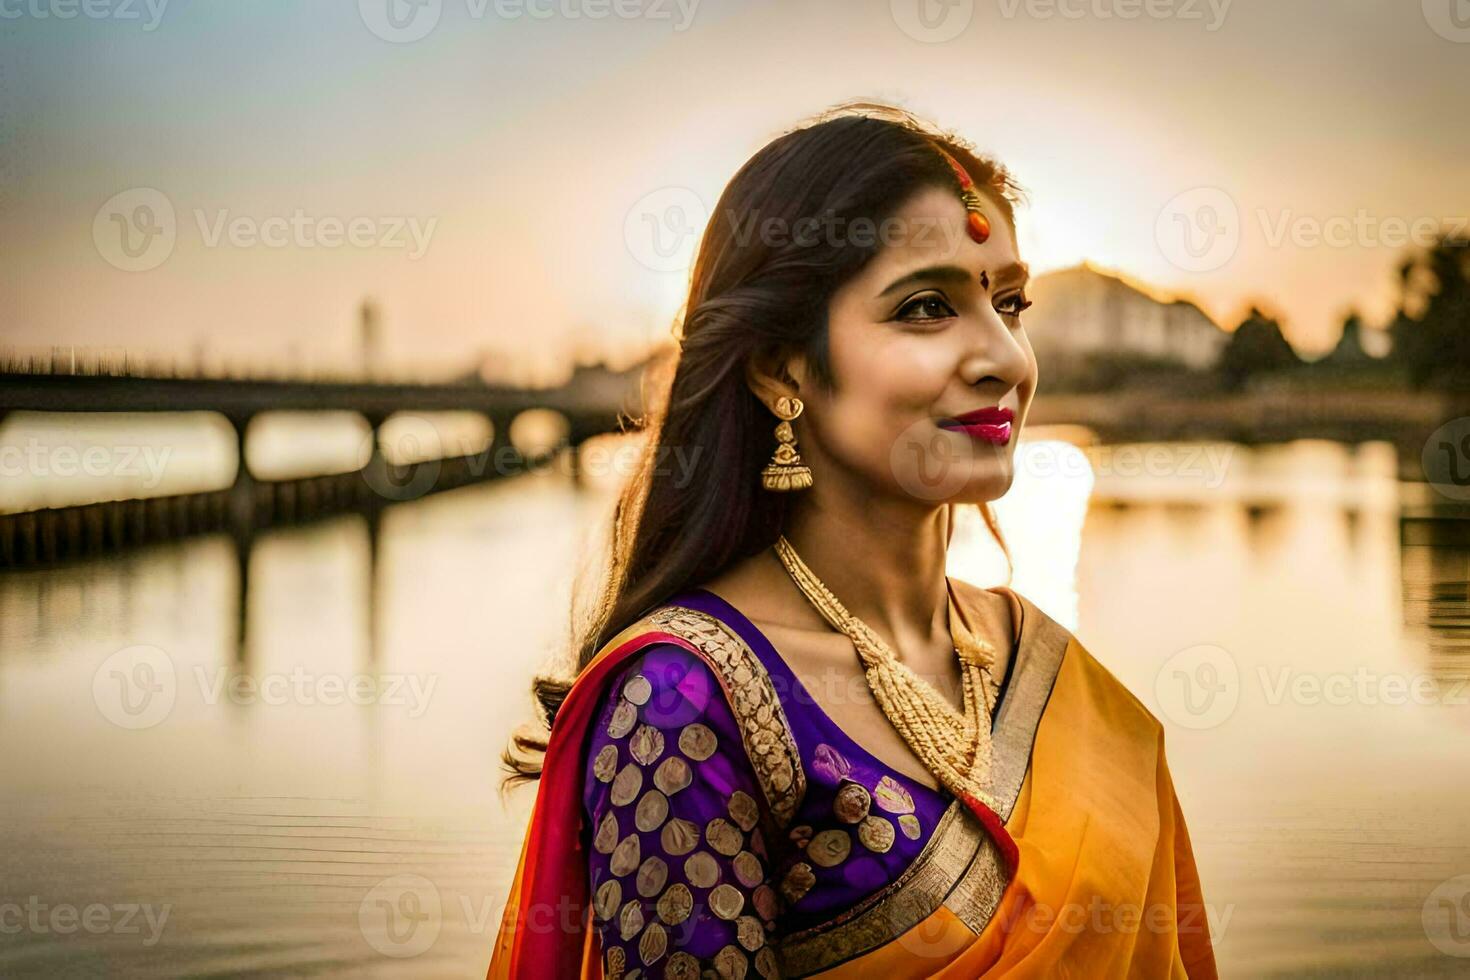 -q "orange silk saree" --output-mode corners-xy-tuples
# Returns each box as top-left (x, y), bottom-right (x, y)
(487, 584), (1218, 978)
